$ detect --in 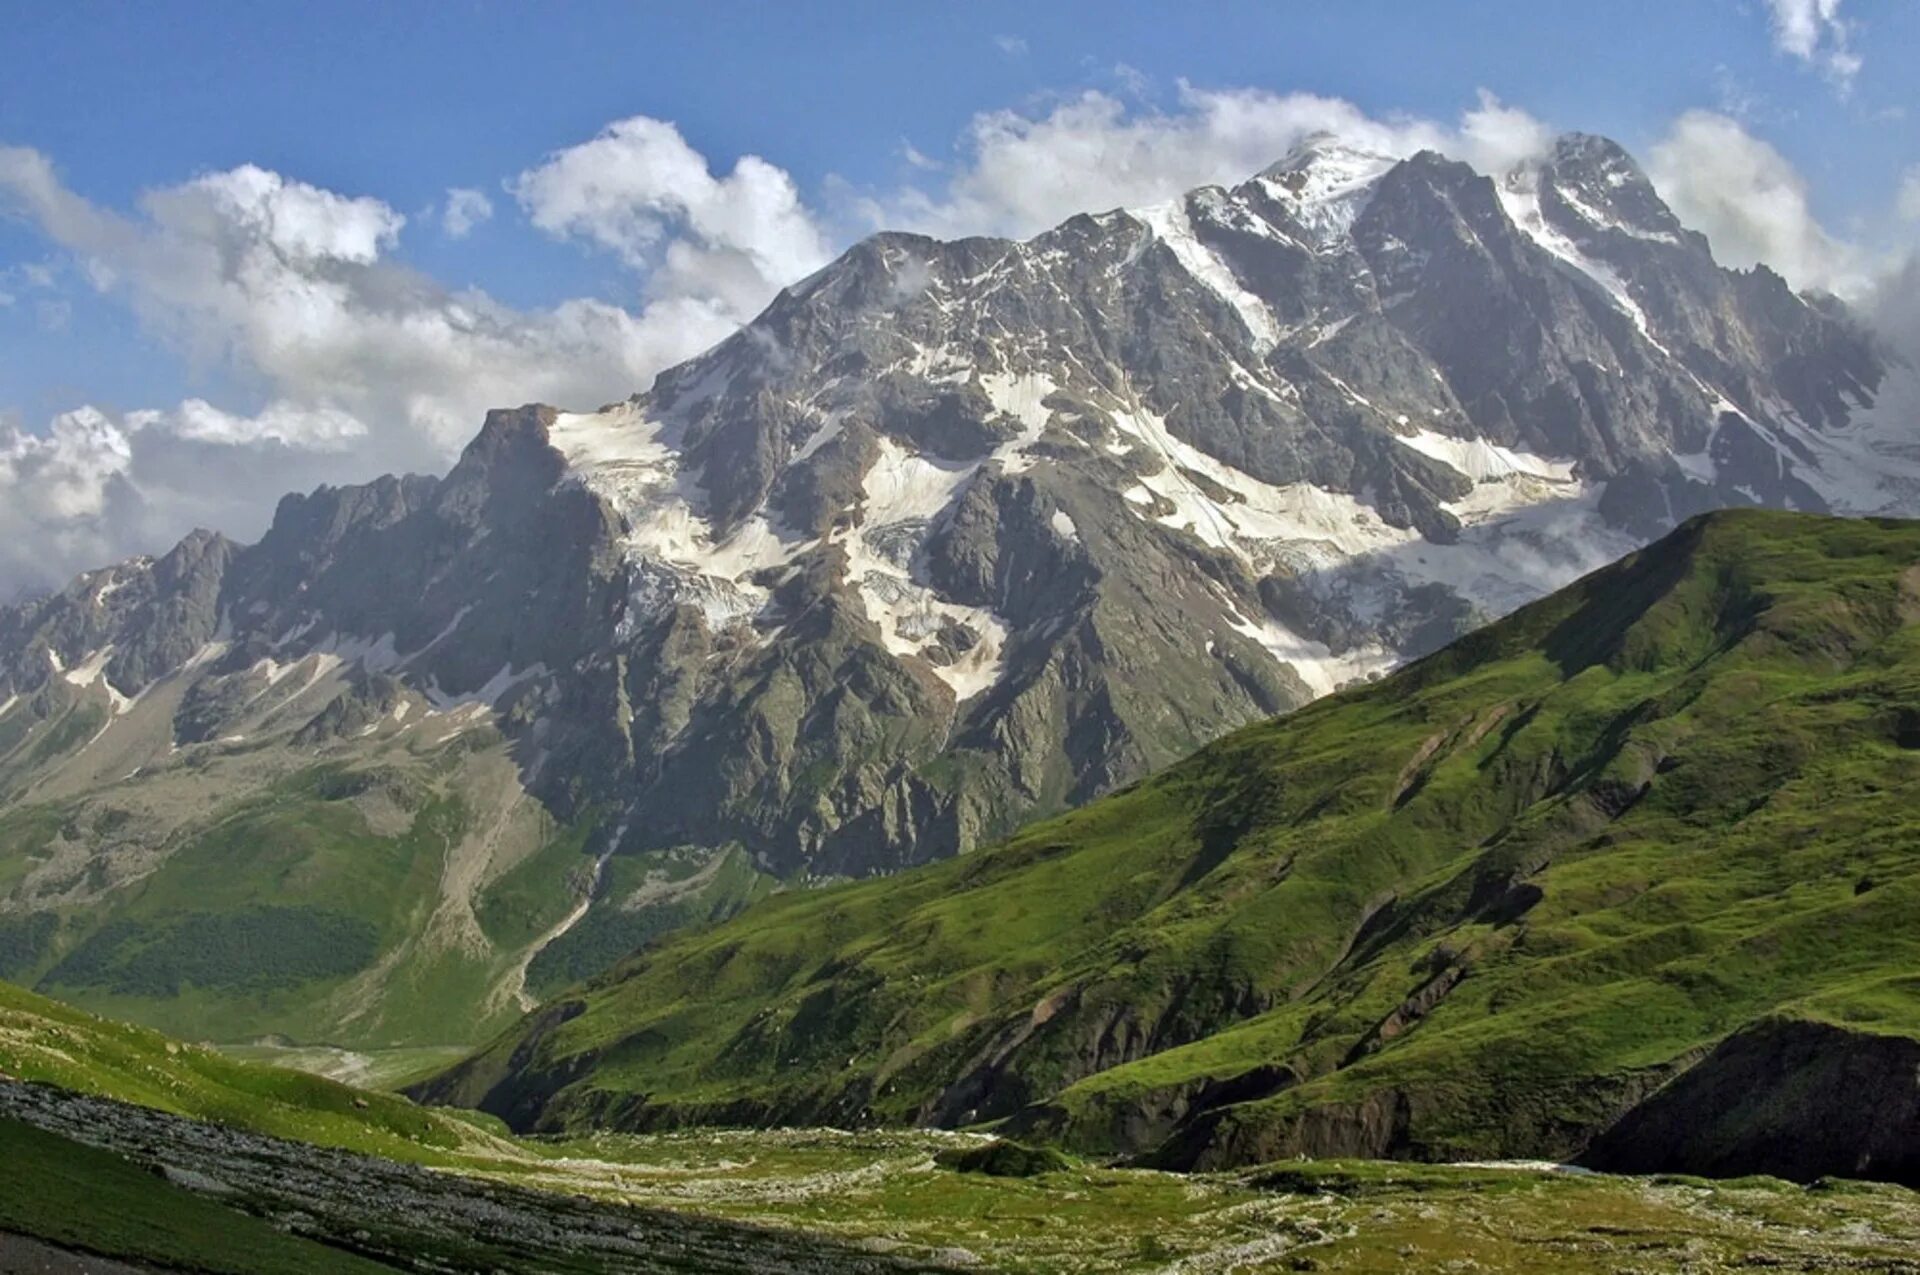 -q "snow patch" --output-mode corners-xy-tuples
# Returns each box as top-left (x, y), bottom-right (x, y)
(863, 438), (976, 526)
(840, 520), (1010, 701)
(551, 404), (810, 635)
(425, 663), (548, 713)
(1769, 373), (1920, 516)
(62, 646), (137, 716)
(1224, 608), (1394, 698)
(1257, 139), (1395, 246)
(1108, 398), (1409, 563)
(1132, 198), (1283, 352)
(1394, 429), (1575, 484)
(1498, 168), (1656, 341)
